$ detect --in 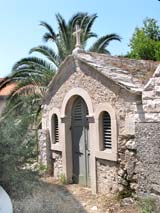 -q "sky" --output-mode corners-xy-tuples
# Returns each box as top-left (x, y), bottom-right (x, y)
(0, 0), (160, 77)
